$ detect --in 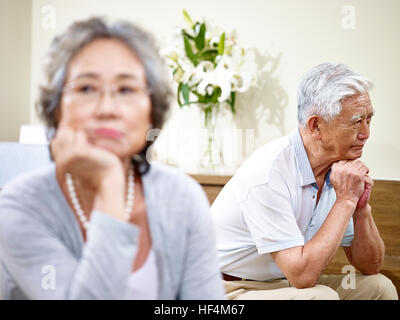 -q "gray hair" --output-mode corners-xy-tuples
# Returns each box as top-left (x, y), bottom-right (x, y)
(297, 62), (372, 127)
(36, 17), (172, 174)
